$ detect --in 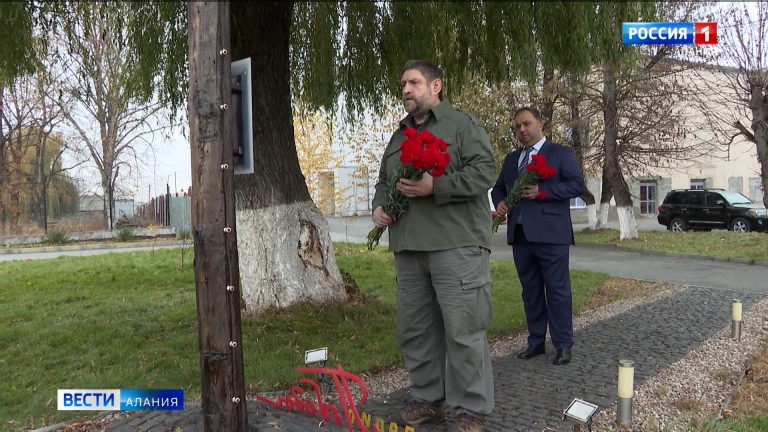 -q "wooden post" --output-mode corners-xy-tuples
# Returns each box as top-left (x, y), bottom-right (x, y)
(187, 2), (248, 431)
